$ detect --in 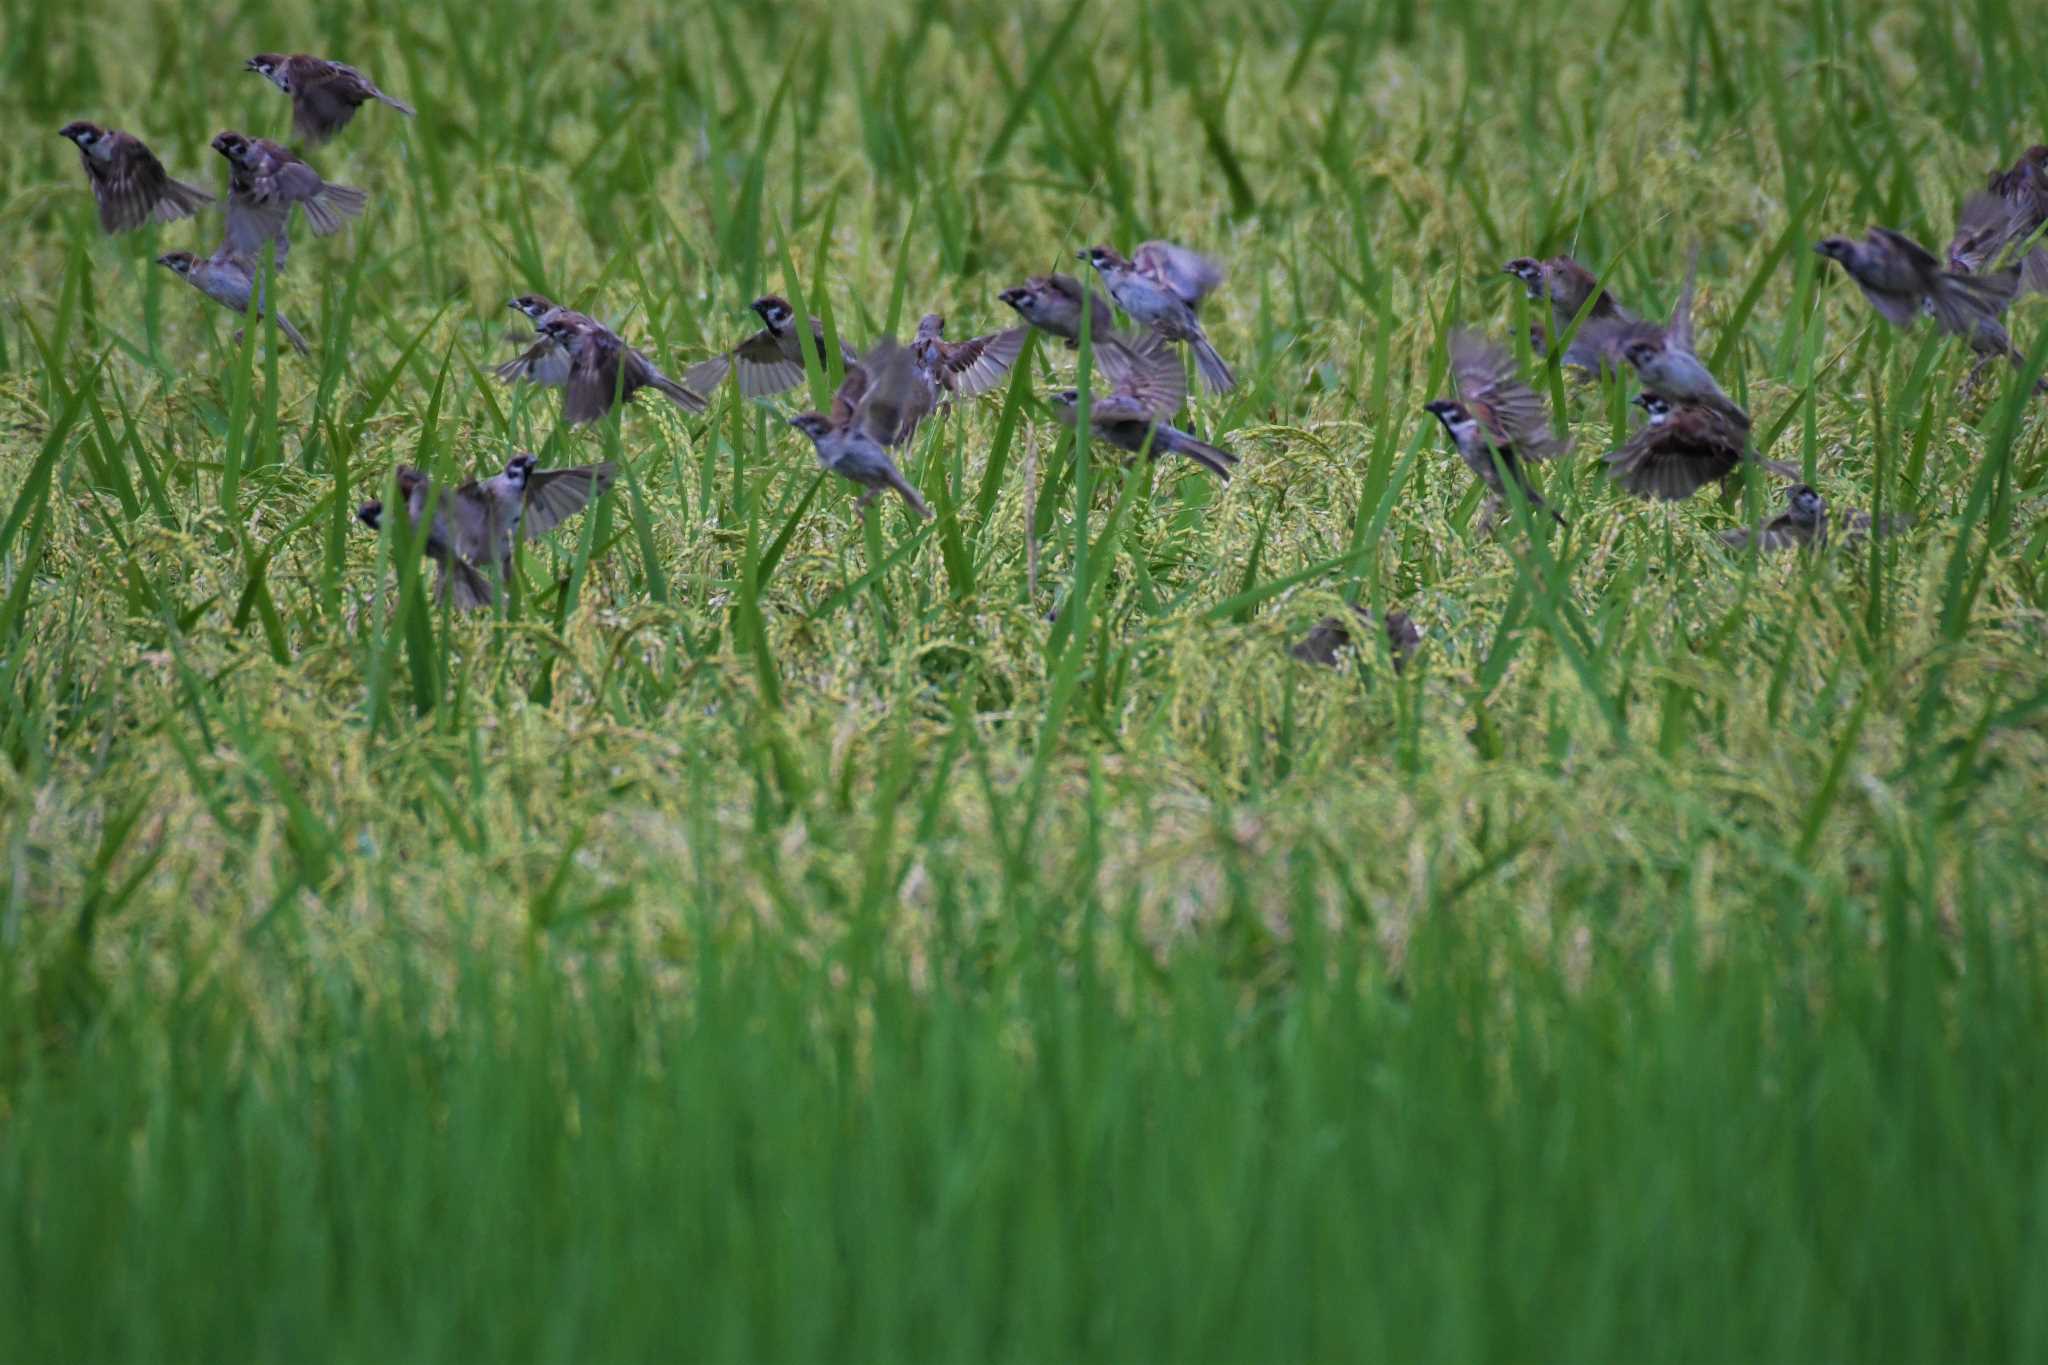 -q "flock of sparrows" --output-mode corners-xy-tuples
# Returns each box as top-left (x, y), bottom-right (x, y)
(56, 66), (2048, 641)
